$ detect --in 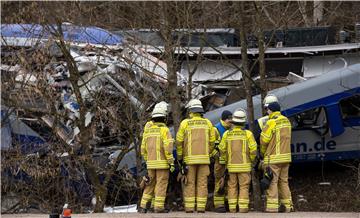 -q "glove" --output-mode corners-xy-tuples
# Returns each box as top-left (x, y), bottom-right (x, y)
(178, 160), (188, 175)
(180, 174), (188, 185)
(218, 177), (225, 195)
(169, 164), (175, 173)
(140, 179), (146, 189)
(258, 160), (264, 171)
(264, 166), (273, 180)
(177, 159), (183, 168)
(144, 175), (150, 184)
(254, 158), (263, 172)
(140, 175), (150, 189)
(260, 167), (273, 191)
